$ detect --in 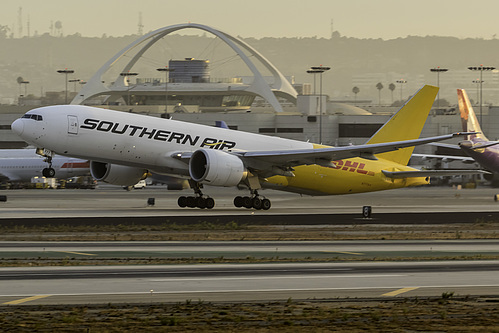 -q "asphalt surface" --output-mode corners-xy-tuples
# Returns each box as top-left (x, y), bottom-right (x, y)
(1, 185), (499, 305)
(1, 261), (499, 305)
(1, 185), (499, 224)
